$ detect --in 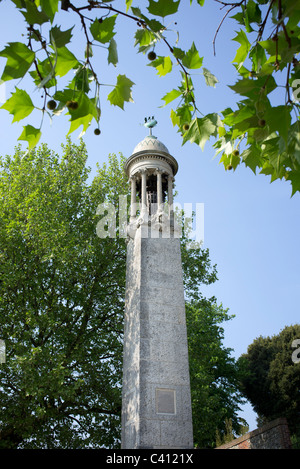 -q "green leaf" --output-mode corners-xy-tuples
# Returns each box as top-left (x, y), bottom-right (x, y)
(286, 3), (300, 29)
(67, 113), (94, 137)
(220, 151), (240, 171)
(55, 46), (79, 77)
(131, 7), (164, 33)
(20, 0), (49, 25)
(173, 47), (185, 60)
(0, 42), (35, 81)
(241, 145), (262, 174)
(178, 71), (194, 95)
(246, 0), (262, 24)
(223, 105), (255, 126)
(134, 29), (156, 48)
(68, 93), (99, 122)
(107, 74), (134, 109)
(232, 30), (251, 66)
(182, 114), (219, 150)
(182, 42), (203, 69)
(131, 6), (143, 17)
(175, 104), (193, 127)
(10, 0), (27, 7)
(214, 134), (233, 159)
(50, 25), (74, 48)
(249, 43), (267, 73)
(148, 56), (172, 76)
(67, 97), (99, 137)
(68, 65), (93, 93)
(53, 88), (77, 105)
(126, 0), (133, 12)
(161, 89), (181, 106)
(40, 0), (59, 23)
(288, 122), (300, 165)
(260, 35), (300, 66)
(229, 75), (276, 98)
(231, 115), (259, 136)
(90, 16), (117, 44)
(18, 125), (42, 150)
(219, 152), (238, 170)
(259, 136), (288, 182)
(264, 105), (292, 143)
(145, 18), (164, 33)
(170, 108), (180, 126)
(287, 170), (300, 196)
(53, 90), (99, 136)
(202, 67), (219, 87)
(29, 57), (56, 88)
(231, 152), (241, 170)
(108, 38), (118, 66)
(147, 0), (180, 17)
(230, 12), (245, 25)
(1, 88), (34, 123)
(218, 125), (226, 137)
